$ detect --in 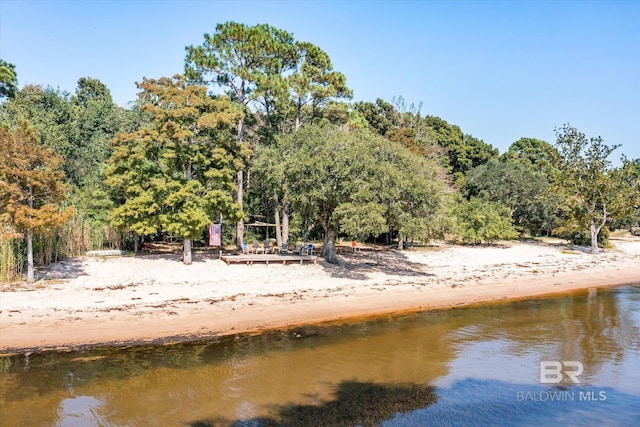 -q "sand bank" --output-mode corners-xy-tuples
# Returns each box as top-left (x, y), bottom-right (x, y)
(1, 239), (639, 354)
